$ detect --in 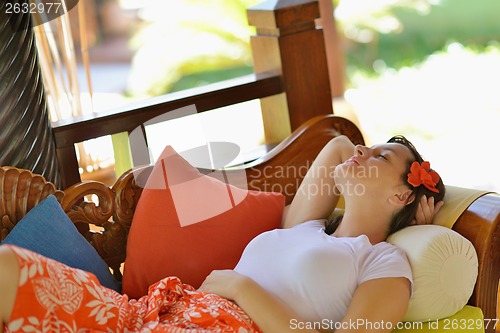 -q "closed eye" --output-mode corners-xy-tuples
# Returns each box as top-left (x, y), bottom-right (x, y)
(378, 154), (388, 160)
